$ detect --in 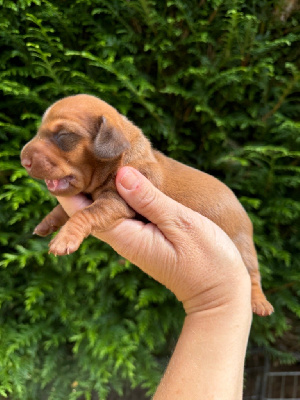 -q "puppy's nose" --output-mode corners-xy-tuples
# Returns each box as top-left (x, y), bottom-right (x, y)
(21, 158), (32, 170)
